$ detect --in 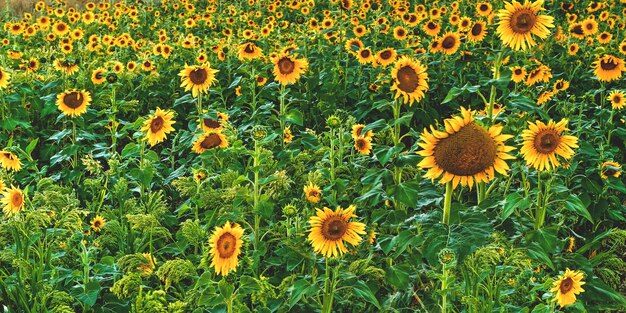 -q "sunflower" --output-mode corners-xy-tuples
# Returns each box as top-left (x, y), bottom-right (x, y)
(582, 18), (598, 35)
(496, 0), (554, 51)
(550, 269), (585, 307)
(271, 53), (308, 85)
(91, 215), (106, 232)
(600, 161), (621, 179)
(284, 126), (294, 143)
(200, 112), (229, 132)
(307, 205), (366, 257)
(0, 151), (21, 172)
(439, 32), (461, 54)
(375, 48), (397, 67)
(137, 253), (157, 275)
(238, 42), (263, 60)
(0, 68), (11, 89)
(142, 108), (176, 147)
(192, 130), (229, 154)
(179, 64), (219, 98)
(56, 90), (92, 117)
(593, 55), (625, 82)
(520, 119), (578, 171)
(476, 2), (492, 17)
(510, 66), (526, 82)
(568, 22), (585, 39)
(303, 182), (322, 203)
(393, 26), (408, 40)
(91, 68), (106, 85)
(354, 137), (372, 155)
(417, 107), (515, 190)
(52, 21), (69, 36)
(390, 56), (429, 106)
(536, 91), (555, 105)
(351, 124), (374, 140)
(467, 21), (488, 42)
(1, 186), (25, 216)
(553, 79), (569, 92)
(356, 48), (374, 64)
(53, 59), (79, 75)
(209, 221), (244, 276)
(423, 20), (440, 37)
(607, 90), (625, 110)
